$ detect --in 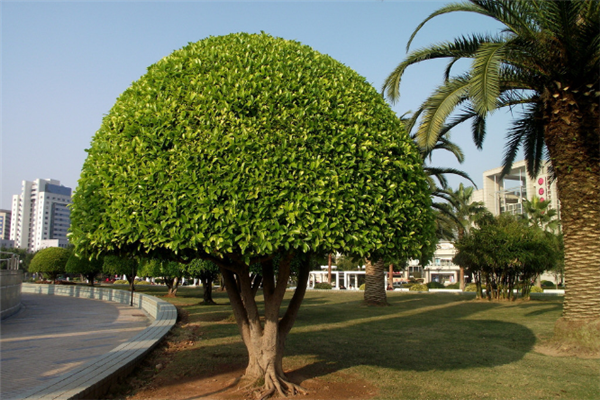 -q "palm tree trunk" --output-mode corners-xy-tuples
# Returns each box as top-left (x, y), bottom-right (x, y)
(544, 92), (600, 324)
(364, 259), (387, 305)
